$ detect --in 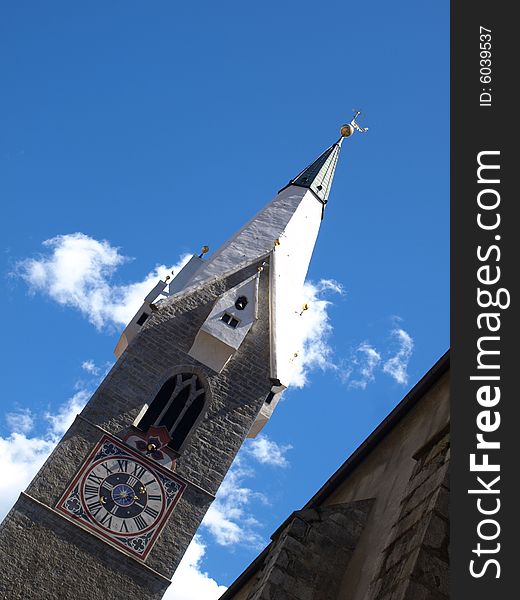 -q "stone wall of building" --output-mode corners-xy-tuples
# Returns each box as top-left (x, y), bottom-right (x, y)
(370, 429), (450, 600)
(0, 494), (170, 600)
(247, 500), (374, 600)
(219, 358), (450, 600)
